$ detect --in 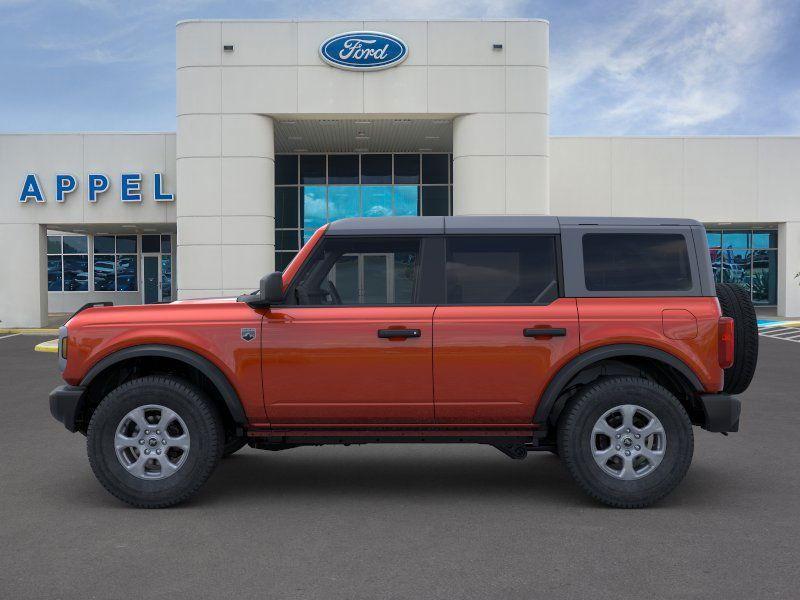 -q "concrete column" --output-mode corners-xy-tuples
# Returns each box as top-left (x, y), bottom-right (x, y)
(177, 114), (275, 299)
(778, 221), (800, 317)
(452, 113), (549, 215)
(0, 224), (46, 327)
